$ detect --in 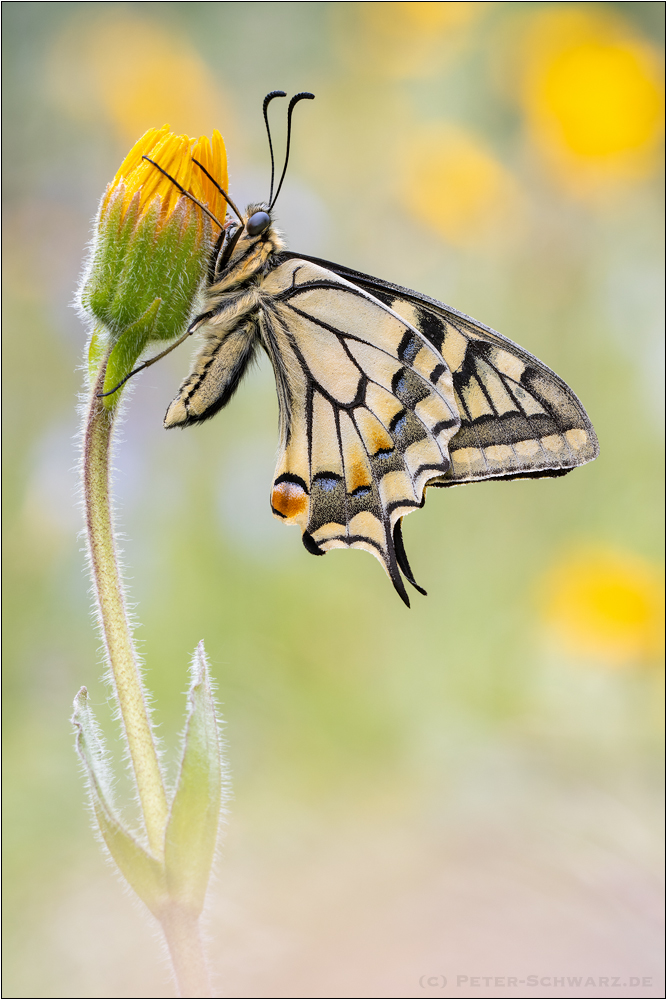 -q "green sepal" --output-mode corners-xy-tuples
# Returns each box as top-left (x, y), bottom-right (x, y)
(100, 297), (163, 406)
(81, 189), (140, 329)
(80, 188), (210, 352)
(72, 687), (168, 917)
(87, 325), (108, 382)
(164, 643), (225, 915)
